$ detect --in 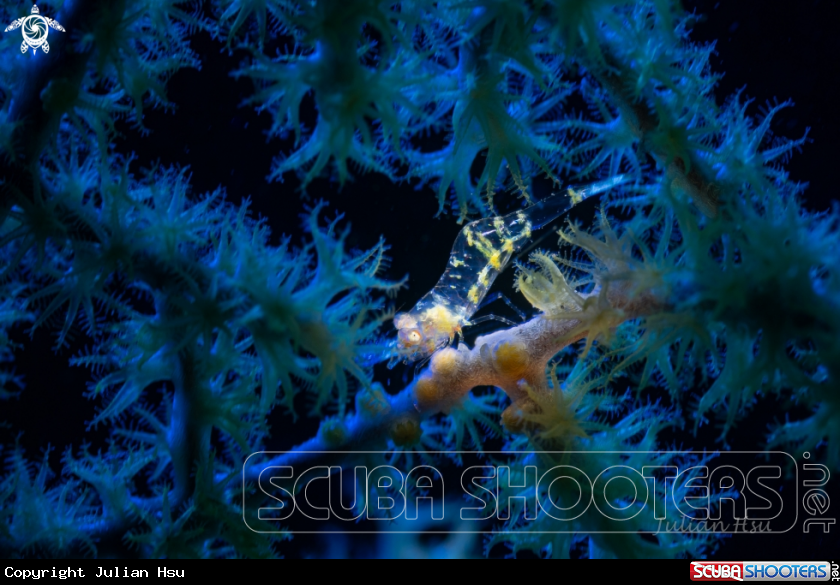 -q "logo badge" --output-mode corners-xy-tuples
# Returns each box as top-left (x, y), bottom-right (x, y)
(4, 4), (65, 55)
(691, 561), (833, 581)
